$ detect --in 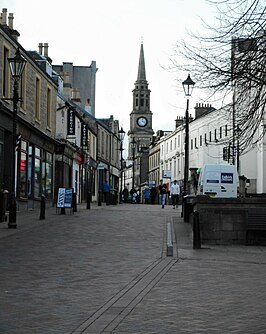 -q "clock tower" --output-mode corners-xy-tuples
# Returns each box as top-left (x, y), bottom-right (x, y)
(128, 42), (154, 158)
